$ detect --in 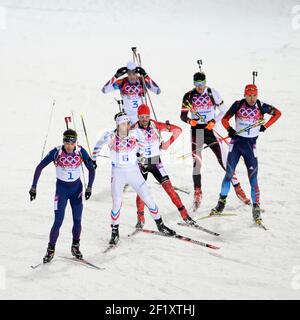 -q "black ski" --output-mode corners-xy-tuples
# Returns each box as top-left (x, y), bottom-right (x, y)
(136, 228), (220, 250)
(103, 244), (118, 254)
(177, 222), (220, 236)
(30, 262), (45, 269)
(58, 256), (104, 270)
